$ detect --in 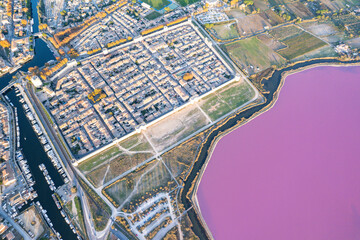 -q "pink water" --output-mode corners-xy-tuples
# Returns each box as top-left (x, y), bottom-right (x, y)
(197, 66), (360, 240)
